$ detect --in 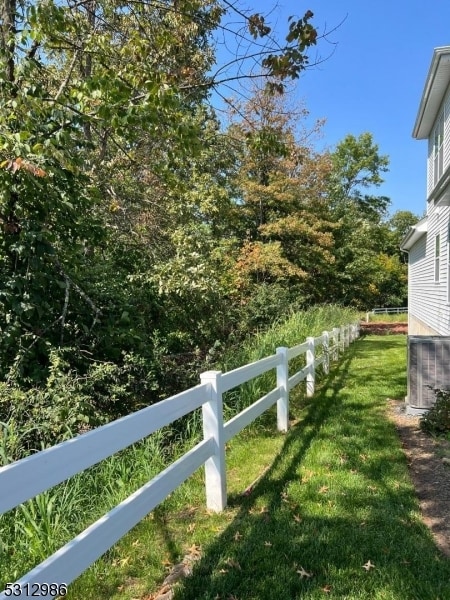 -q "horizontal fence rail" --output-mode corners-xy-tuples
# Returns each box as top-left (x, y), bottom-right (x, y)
(372, 307), (408, 314)
(221, 353), (281, 392)
(0, 321), (360, 598)
(0, 383), (209, 515)
(365, 307), (408, 322)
